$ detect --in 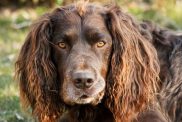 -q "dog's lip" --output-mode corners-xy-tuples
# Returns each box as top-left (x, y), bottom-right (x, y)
(79, 89), (97, 97)
(73, 90), (105, 105)
(75, 95), (93, 104)
(80, 95), (89, 99)
(78, 93), (95, 100)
